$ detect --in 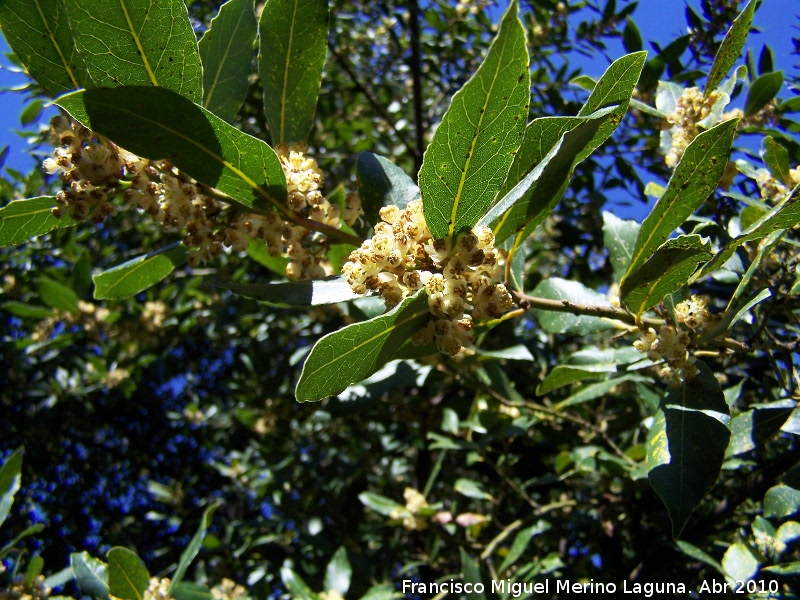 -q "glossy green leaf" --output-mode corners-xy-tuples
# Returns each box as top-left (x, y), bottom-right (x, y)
(764, 485), (800, 519)
(323, 547), (351, 597)
(419, 0), (529, 239)
(0, 0), (88, 96)
(726, 401), (795, 457)
(93, 245), (186, 300)
(603, 211), (641, 281)
(620, 234), (713, 315)
(36, 277), (79, 314)
(762, 136), (793, 185)
(259, 0), (329, 144)
(218, 276), (360, 307)
(280, 567), (316, 600)
(357, 492), (404, 517)
(356, 152), (419, 231)
(56, 86), (287, 215)
(624, 118), (738, 280)
(722, 542), (760, 581)
(63, 0), (202, 103)
(529, 278), (616, 334)
(705, 0), (756, 94)
(199, 0), (257, 122)
(647, 363), (730, 538)
(0, 197), (81, 248)
(107, 547), (149, 600)
(296, 292), (429, 401)
(0, 447), (22, 529)
(170, 501), (221, 591)
(454, 478), (493, 500)
(744, 70), (783, 117)
(70, 551), (109, 600)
